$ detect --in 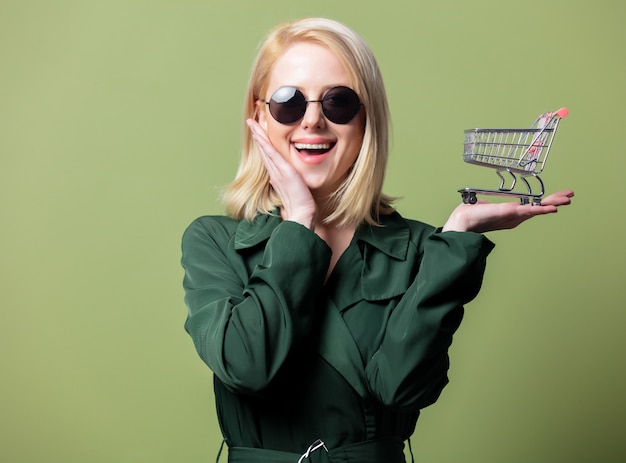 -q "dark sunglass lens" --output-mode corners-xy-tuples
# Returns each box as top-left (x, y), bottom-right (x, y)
(269, 87), (306, 124)
(322, 87), (361, 124)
